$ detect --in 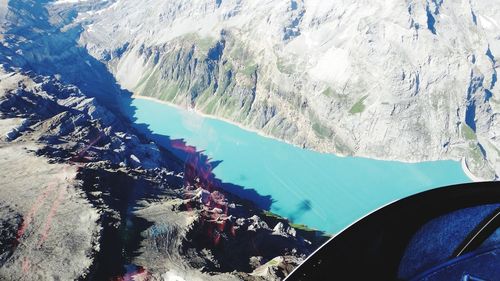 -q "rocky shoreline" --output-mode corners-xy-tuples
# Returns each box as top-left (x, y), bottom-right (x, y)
(133, 95), (482, 183)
